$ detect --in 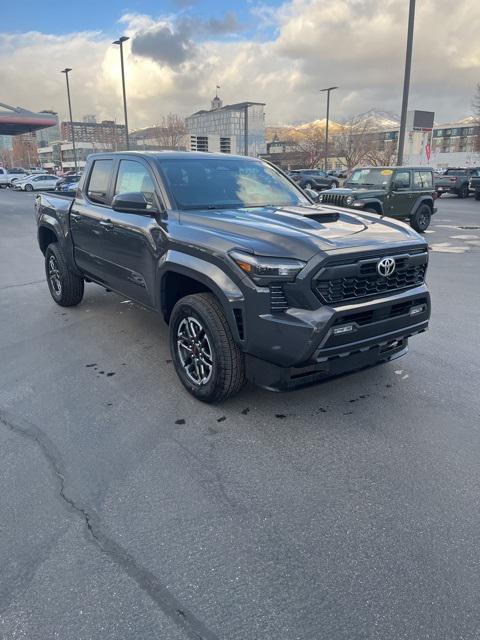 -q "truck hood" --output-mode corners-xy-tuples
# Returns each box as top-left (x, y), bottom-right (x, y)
(327, 186), (386, 199)
(177, 205), (424, 262)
